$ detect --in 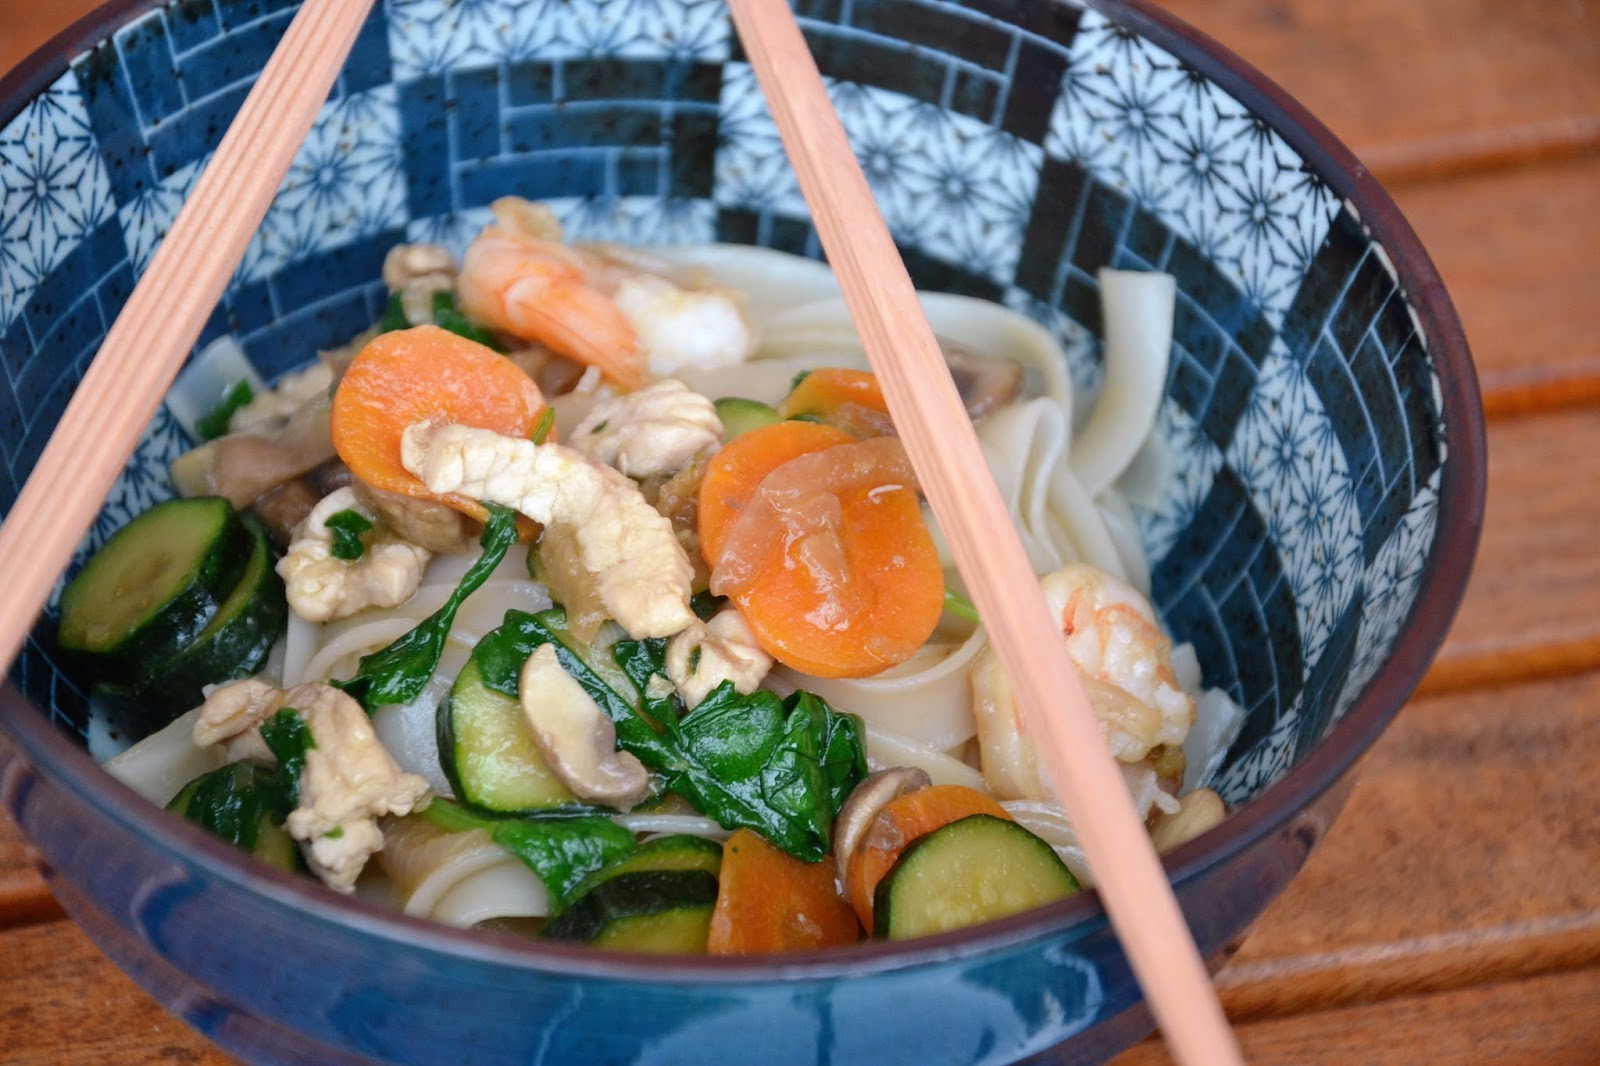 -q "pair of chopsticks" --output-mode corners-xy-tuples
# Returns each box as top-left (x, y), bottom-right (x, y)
(0, 0), (1240, 1061)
